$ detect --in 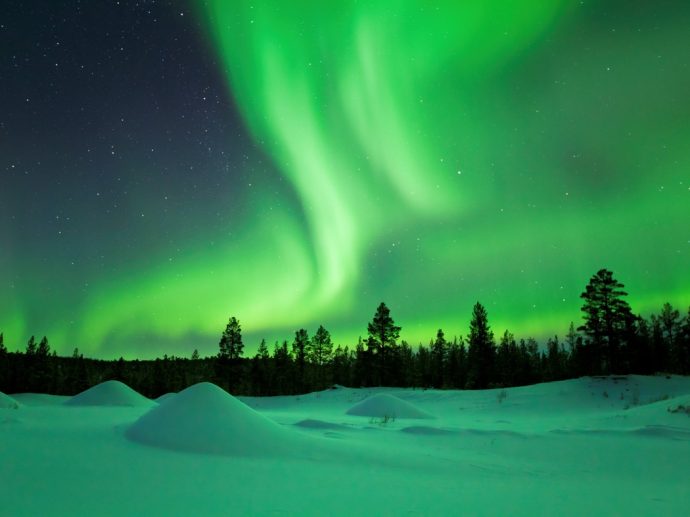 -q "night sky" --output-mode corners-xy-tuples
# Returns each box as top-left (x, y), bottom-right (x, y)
(2, 1), (689, 359)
